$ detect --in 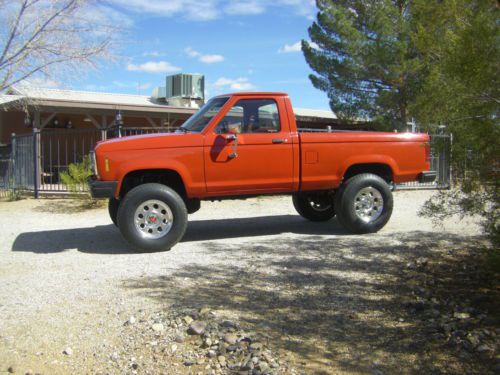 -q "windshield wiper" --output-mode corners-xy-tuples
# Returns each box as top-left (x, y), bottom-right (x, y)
(176, 127), (189, 133)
